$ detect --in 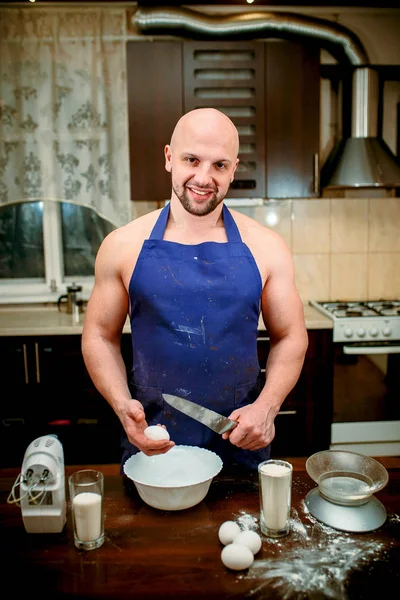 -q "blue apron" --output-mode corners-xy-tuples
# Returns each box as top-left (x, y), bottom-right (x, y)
(121, 203), (271, 471)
